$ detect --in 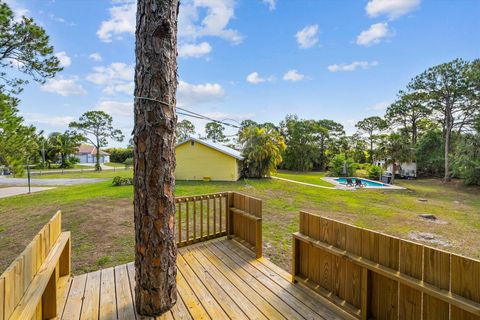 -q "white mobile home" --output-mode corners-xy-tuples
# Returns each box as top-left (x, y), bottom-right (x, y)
(374, 159), (417, 178)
